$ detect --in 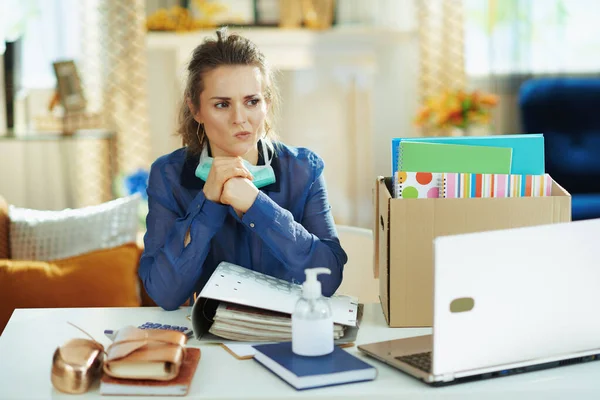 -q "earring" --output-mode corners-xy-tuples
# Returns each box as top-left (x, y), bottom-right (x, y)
(196, 122), (203, 143)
